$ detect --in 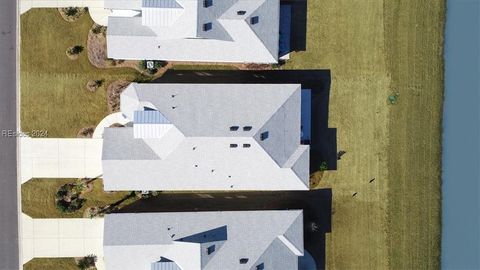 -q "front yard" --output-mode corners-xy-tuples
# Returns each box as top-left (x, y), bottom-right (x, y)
(23, 258), (81, 270)
(20, 9), (143, 138)
(20, 2), (444, 269)
(22, 179), (135, 218)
